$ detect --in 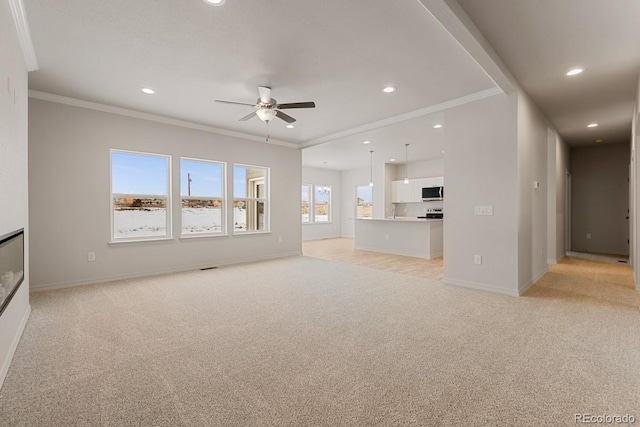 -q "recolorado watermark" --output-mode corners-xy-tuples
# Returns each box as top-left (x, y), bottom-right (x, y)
(575, 413), (636, 424)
